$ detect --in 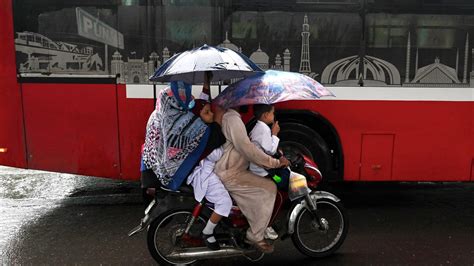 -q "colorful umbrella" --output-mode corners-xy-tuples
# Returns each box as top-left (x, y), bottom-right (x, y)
(214, 70), (335, 108)
(149, 44), (263, 84)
